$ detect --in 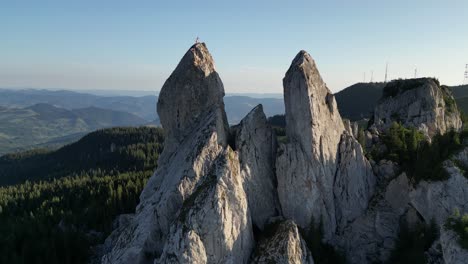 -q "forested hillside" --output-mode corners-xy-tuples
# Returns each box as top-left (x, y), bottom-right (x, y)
(0, 127), (164, 264)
